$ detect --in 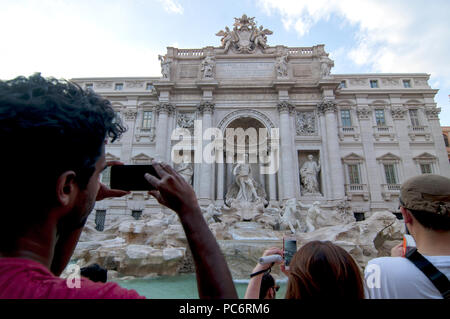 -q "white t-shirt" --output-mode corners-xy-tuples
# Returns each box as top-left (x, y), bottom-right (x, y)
(364, 256), (450, 299)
